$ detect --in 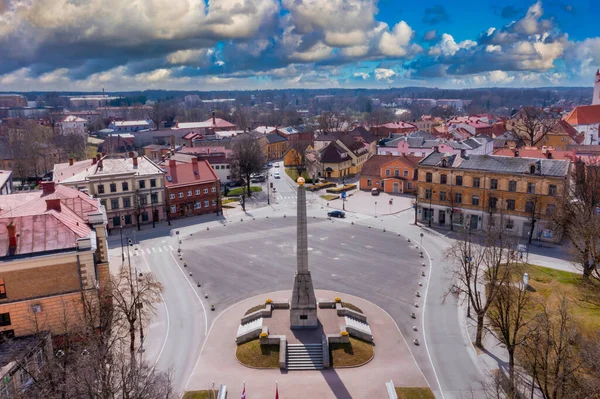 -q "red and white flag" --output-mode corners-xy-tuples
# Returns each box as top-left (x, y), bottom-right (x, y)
(241, 382), (246, 399)
(275, 382), (279, 399)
